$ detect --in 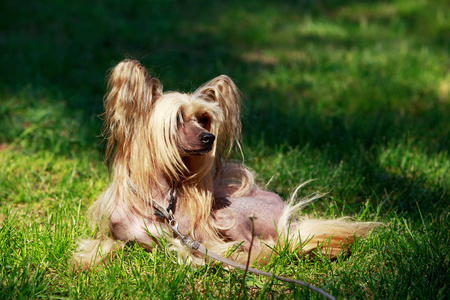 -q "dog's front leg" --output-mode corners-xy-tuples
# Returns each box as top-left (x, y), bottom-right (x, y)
(110, 207), (166, 250)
